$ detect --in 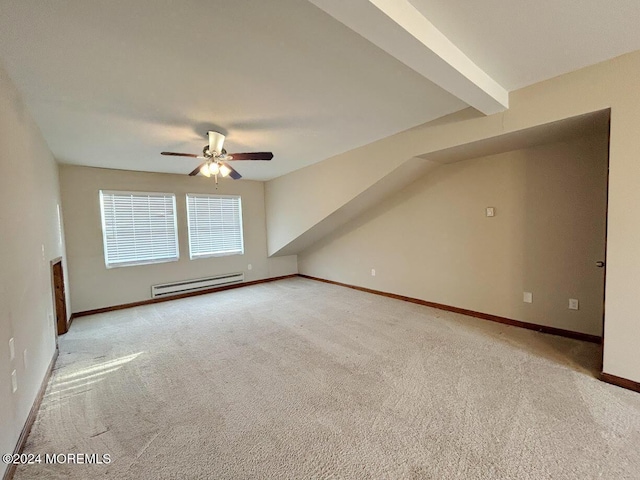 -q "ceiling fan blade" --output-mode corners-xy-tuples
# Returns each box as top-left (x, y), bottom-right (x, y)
(221, 161), (242, 180)
(227, 152), (273, 161)
(189, 163), (205, 176)
(161, 151), (199, 158)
